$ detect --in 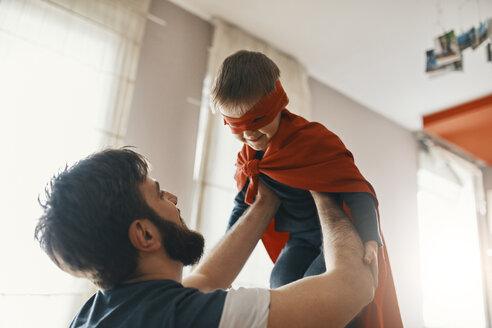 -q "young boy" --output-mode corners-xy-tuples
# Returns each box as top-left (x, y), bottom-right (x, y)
(212, 50), (402, 328)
